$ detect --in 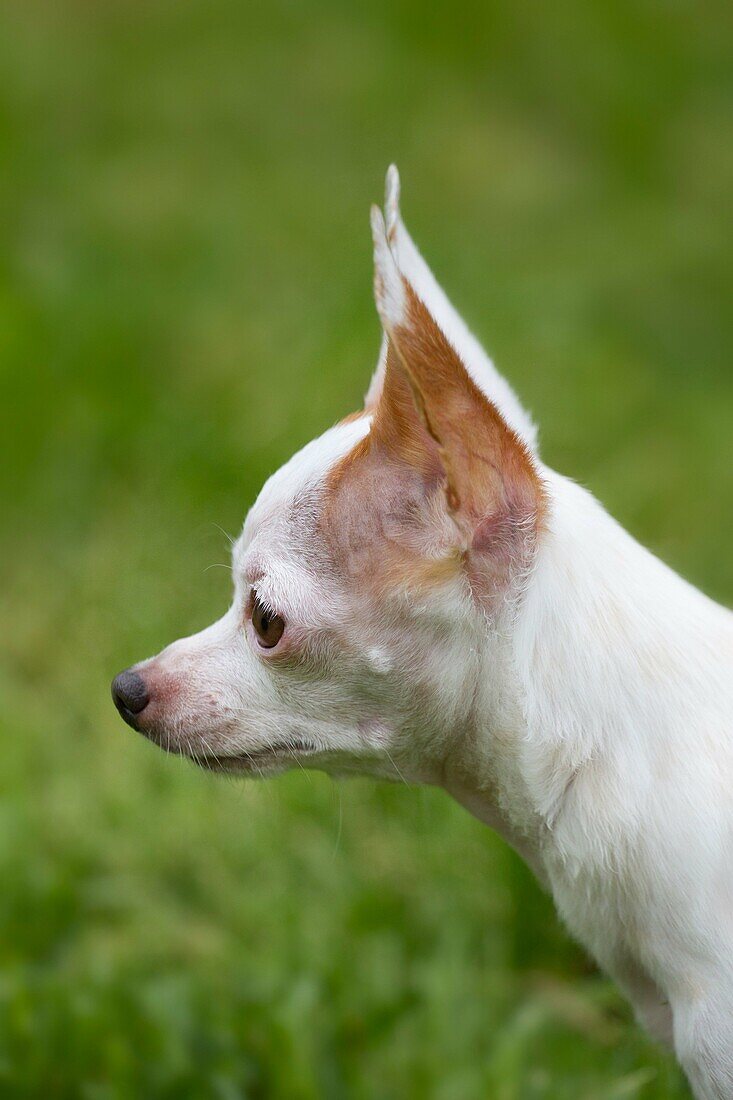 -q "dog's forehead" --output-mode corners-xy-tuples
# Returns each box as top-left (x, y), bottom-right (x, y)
(236, 415), (371, 568)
